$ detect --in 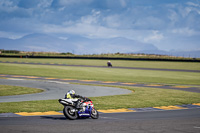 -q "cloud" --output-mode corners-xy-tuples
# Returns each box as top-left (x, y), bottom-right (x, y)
(0, 0), (199, 52)
(119, 0), (128, 8)
(172, 28), (200, 36)
(0, 31), (25, 39)
(186, 1), (200, 7)
(51, 0), (92, 7)
(80, 9), (101, 25)
(103, 14), (121, 28)
(37, 0), (53, 8)
(144, 31), (164, 43)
